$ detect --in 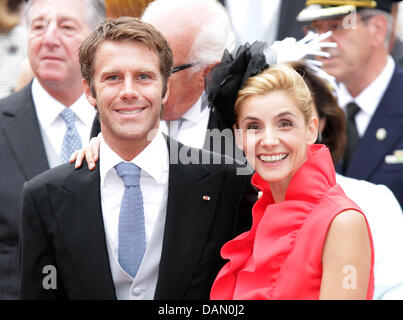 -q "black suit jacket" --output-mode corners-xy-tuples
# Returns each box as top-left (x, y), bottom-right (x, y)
(392, 39), (403, 68)
(19, 138), (253, 299)
(0, 83), (49, 299)
(336, 67), (403, 208)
